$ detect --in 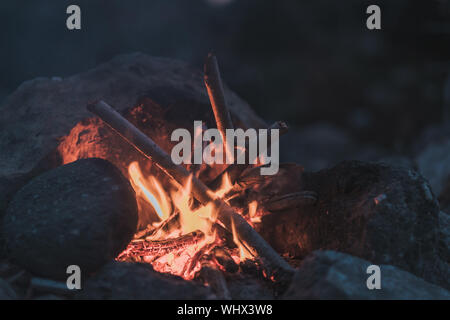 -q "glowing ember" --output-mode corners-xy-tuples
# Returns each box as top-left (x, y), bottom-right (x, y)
(117, 161), (249, 280)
